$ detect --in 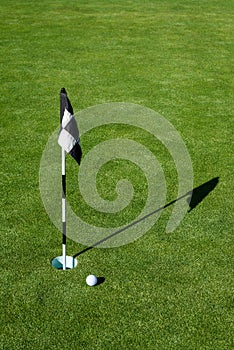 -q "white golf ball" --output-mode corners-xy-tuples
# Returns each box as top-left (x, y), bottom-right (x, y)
(86, 274), (98, 286)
